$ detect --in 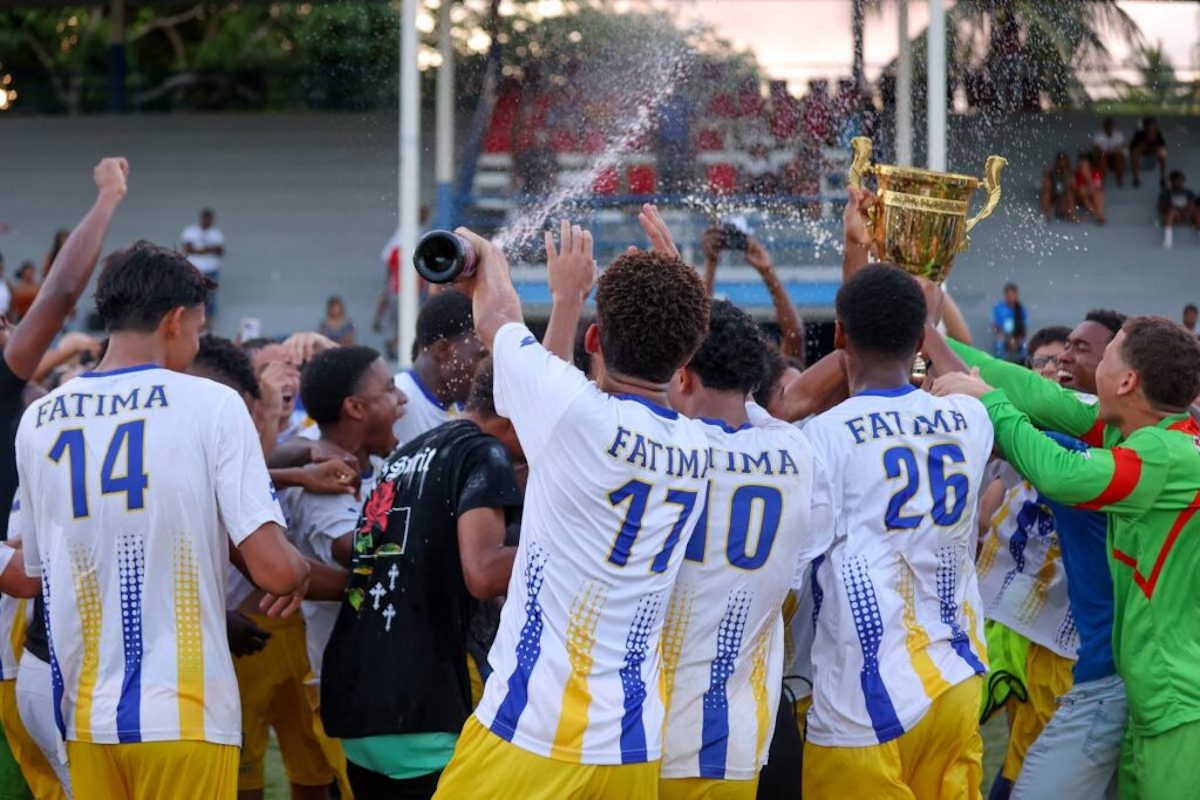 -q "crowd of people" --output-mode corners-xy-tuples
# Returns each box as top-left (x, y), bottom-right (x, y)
(0, 153), (1196, 800)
